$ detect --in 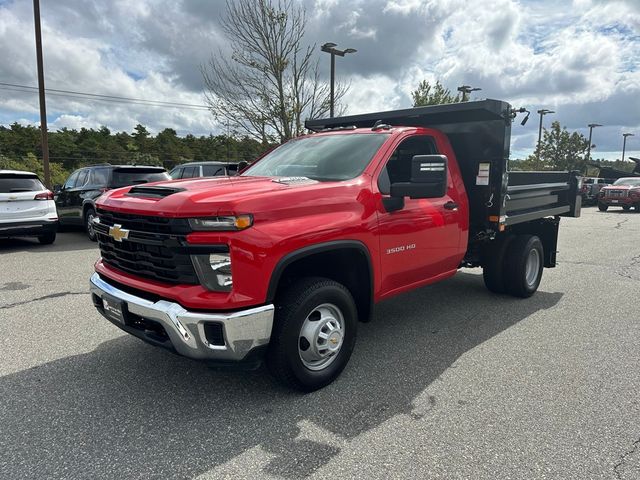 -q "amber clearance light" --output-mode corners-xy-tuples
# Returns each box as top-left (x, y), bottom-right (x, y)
(188, 215), (253, 231)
